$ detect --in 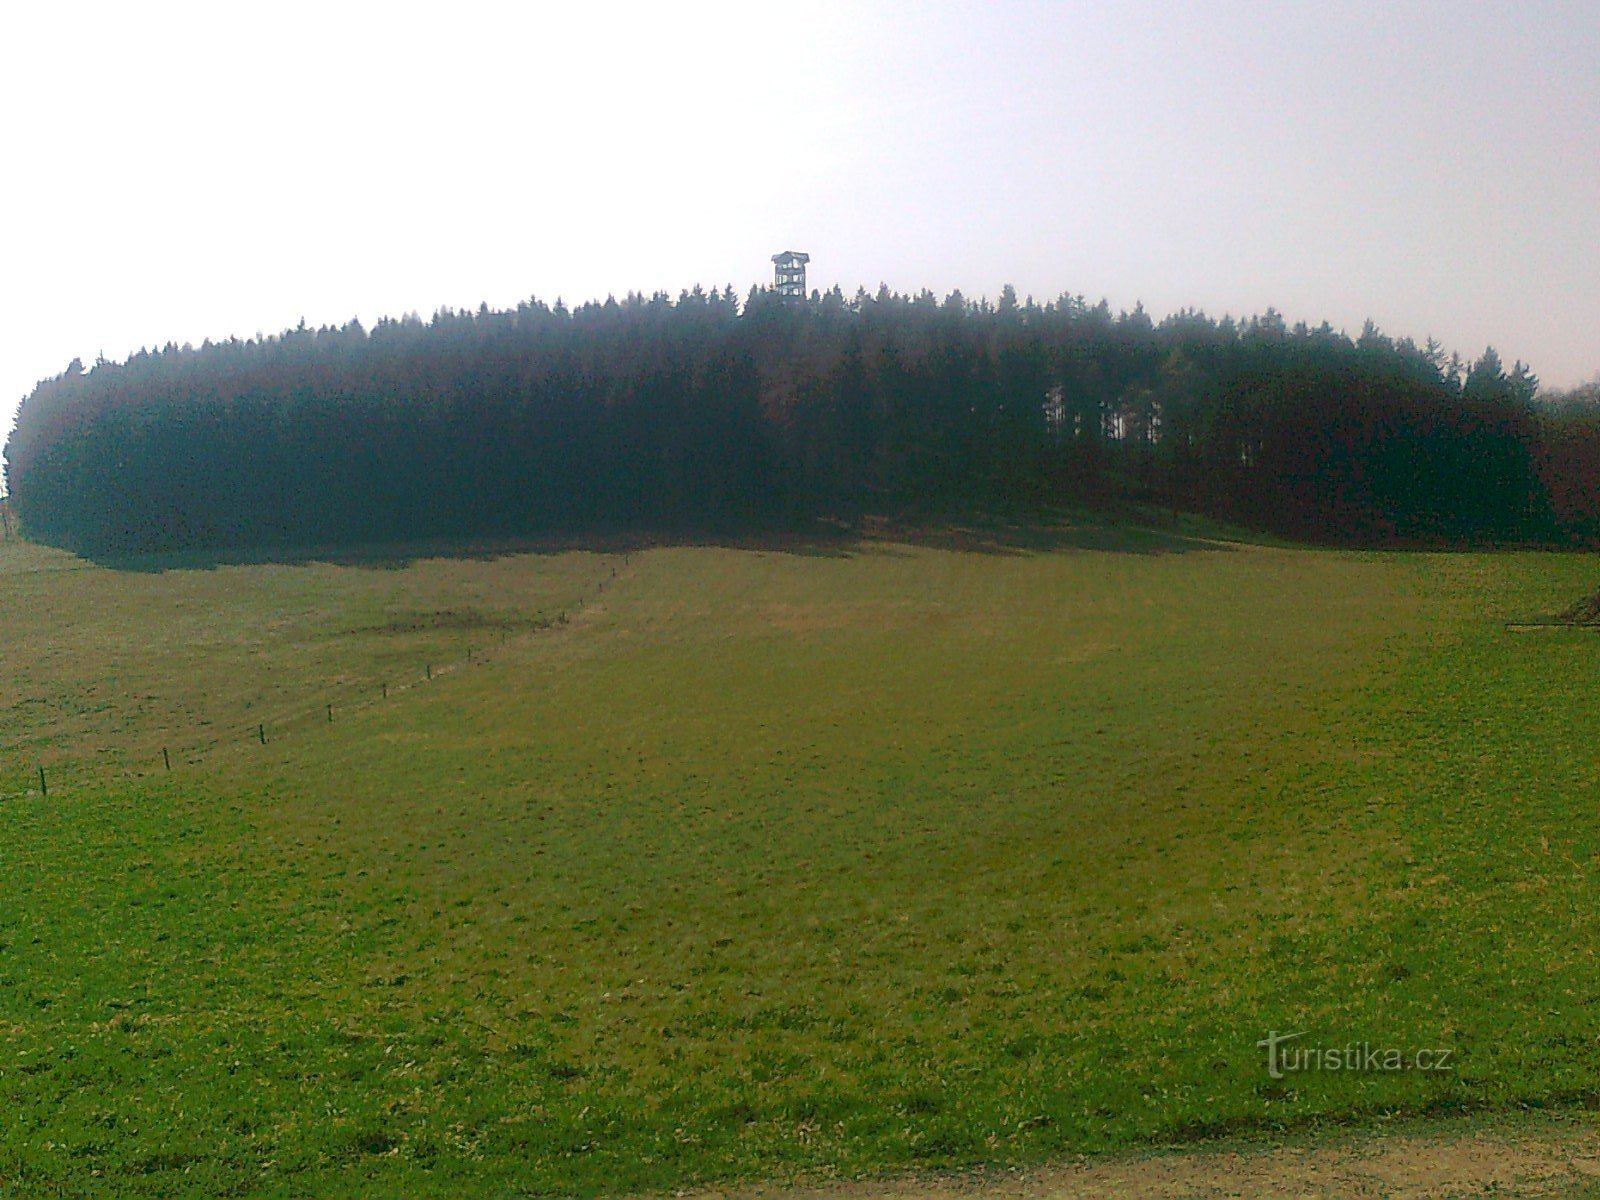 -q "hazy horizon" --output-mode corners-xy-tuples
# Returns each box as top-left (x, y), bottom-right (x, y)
(5, 0), (1597, 456)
